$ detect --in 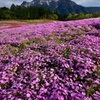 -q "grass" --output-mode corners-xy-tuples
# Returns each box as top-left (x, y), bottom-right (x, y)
(0, 19), (56, 29)
(0, 19), (56, 24)
(19, 19), (56, 24)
